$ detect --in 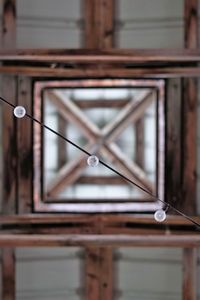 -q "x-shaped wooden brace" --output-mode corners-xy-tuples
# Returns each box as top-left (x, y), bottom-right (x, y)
(46, 89), (155, 197)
